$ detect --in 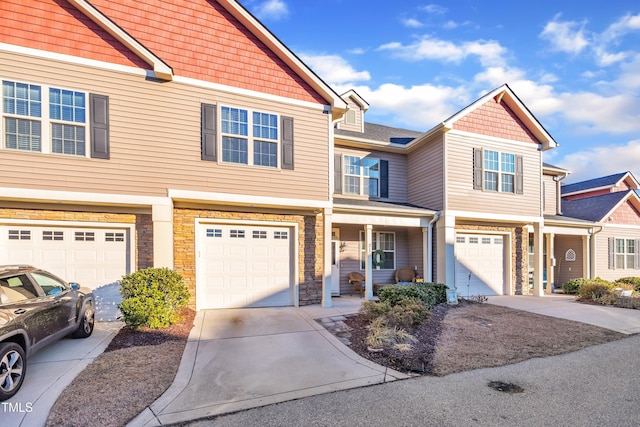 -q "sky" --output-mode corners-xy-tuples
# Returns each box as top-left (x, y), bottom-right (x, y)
(239, 0), (640, 184)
